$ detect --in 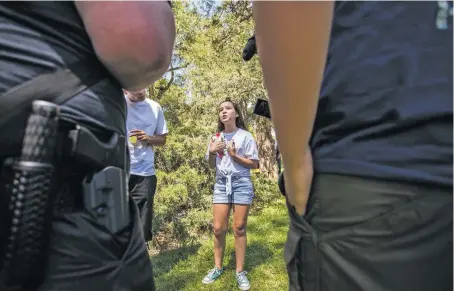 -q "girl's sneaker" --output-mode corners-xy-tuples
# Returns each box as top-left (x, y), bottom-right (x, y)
(236, 271), (251, 290)
(202, 267), (224, 284)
